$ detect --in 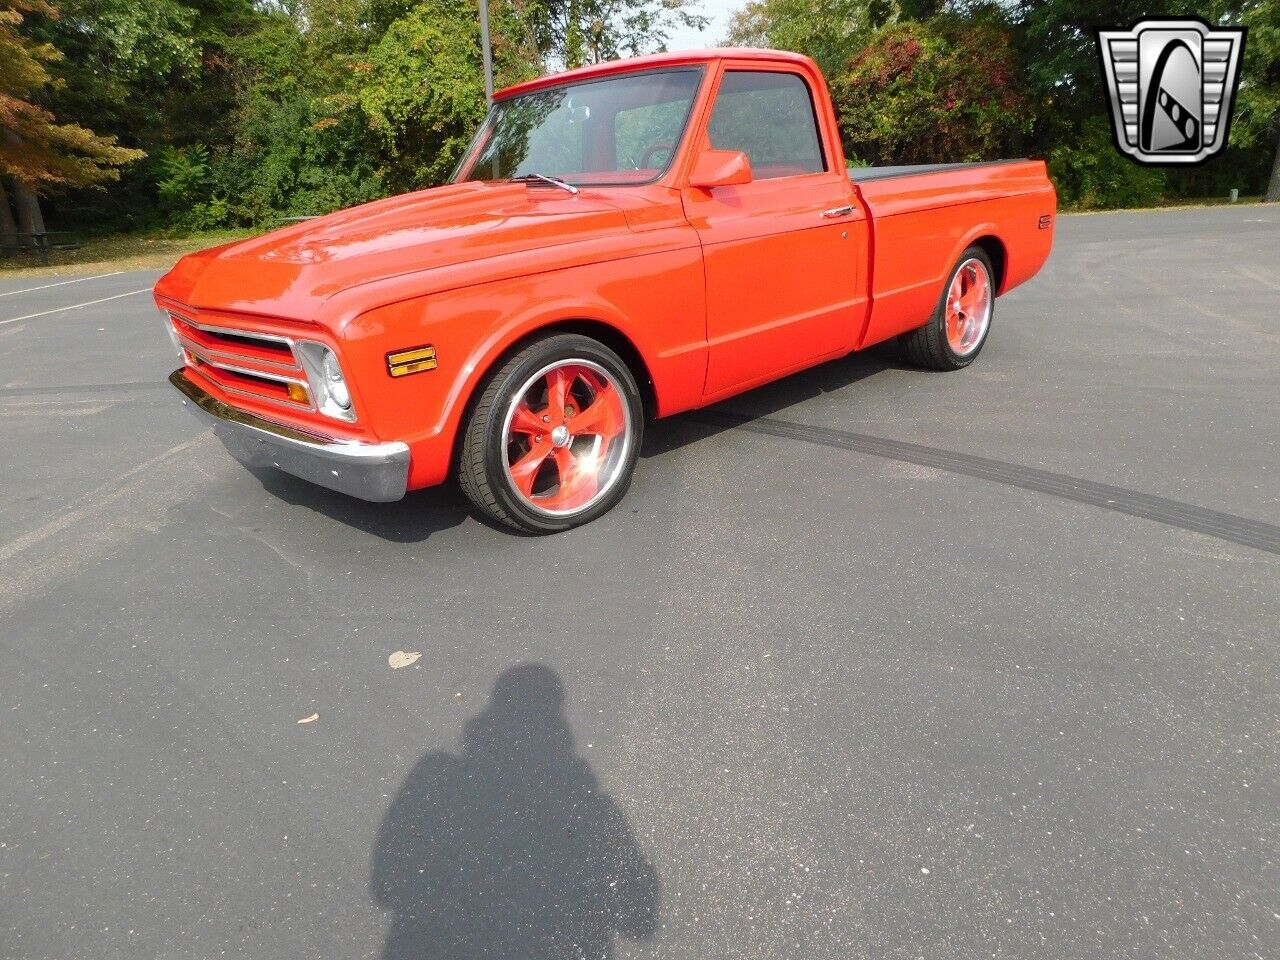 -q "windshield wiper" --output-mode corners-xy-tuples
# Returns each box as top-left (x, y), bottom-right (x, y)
(511, 173), (580, 195)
